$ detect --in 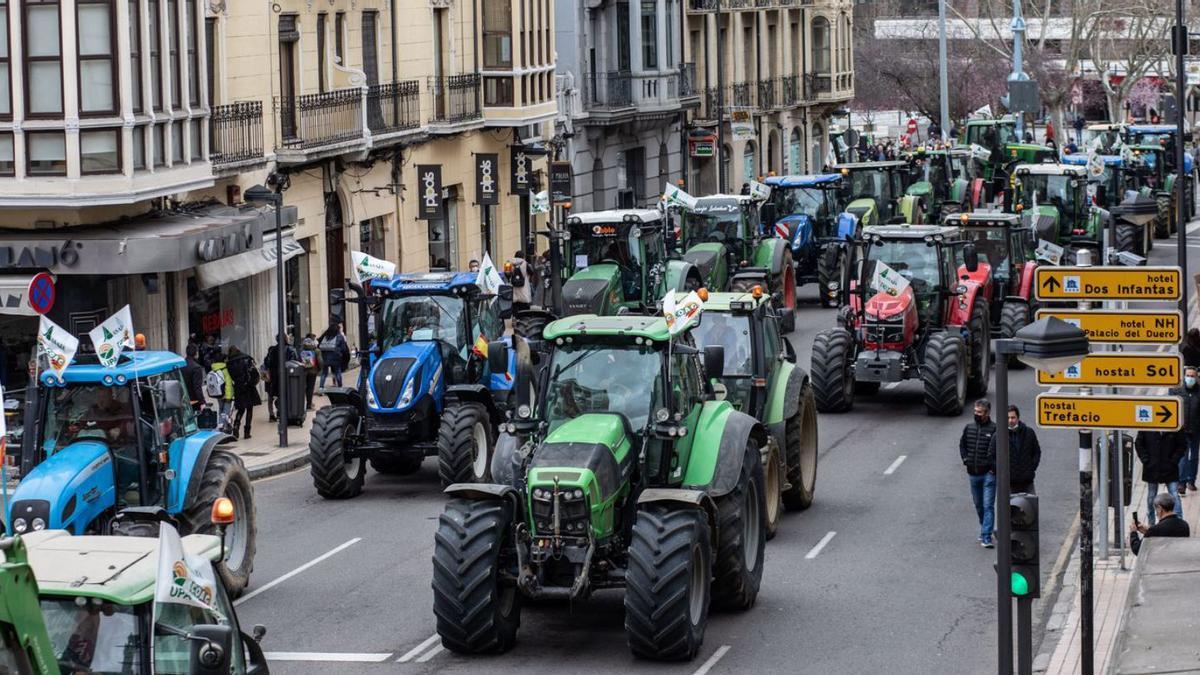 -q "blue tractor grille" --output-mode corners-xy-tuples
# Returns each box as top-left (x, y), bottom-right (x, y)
(373, 357), (415, 408)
